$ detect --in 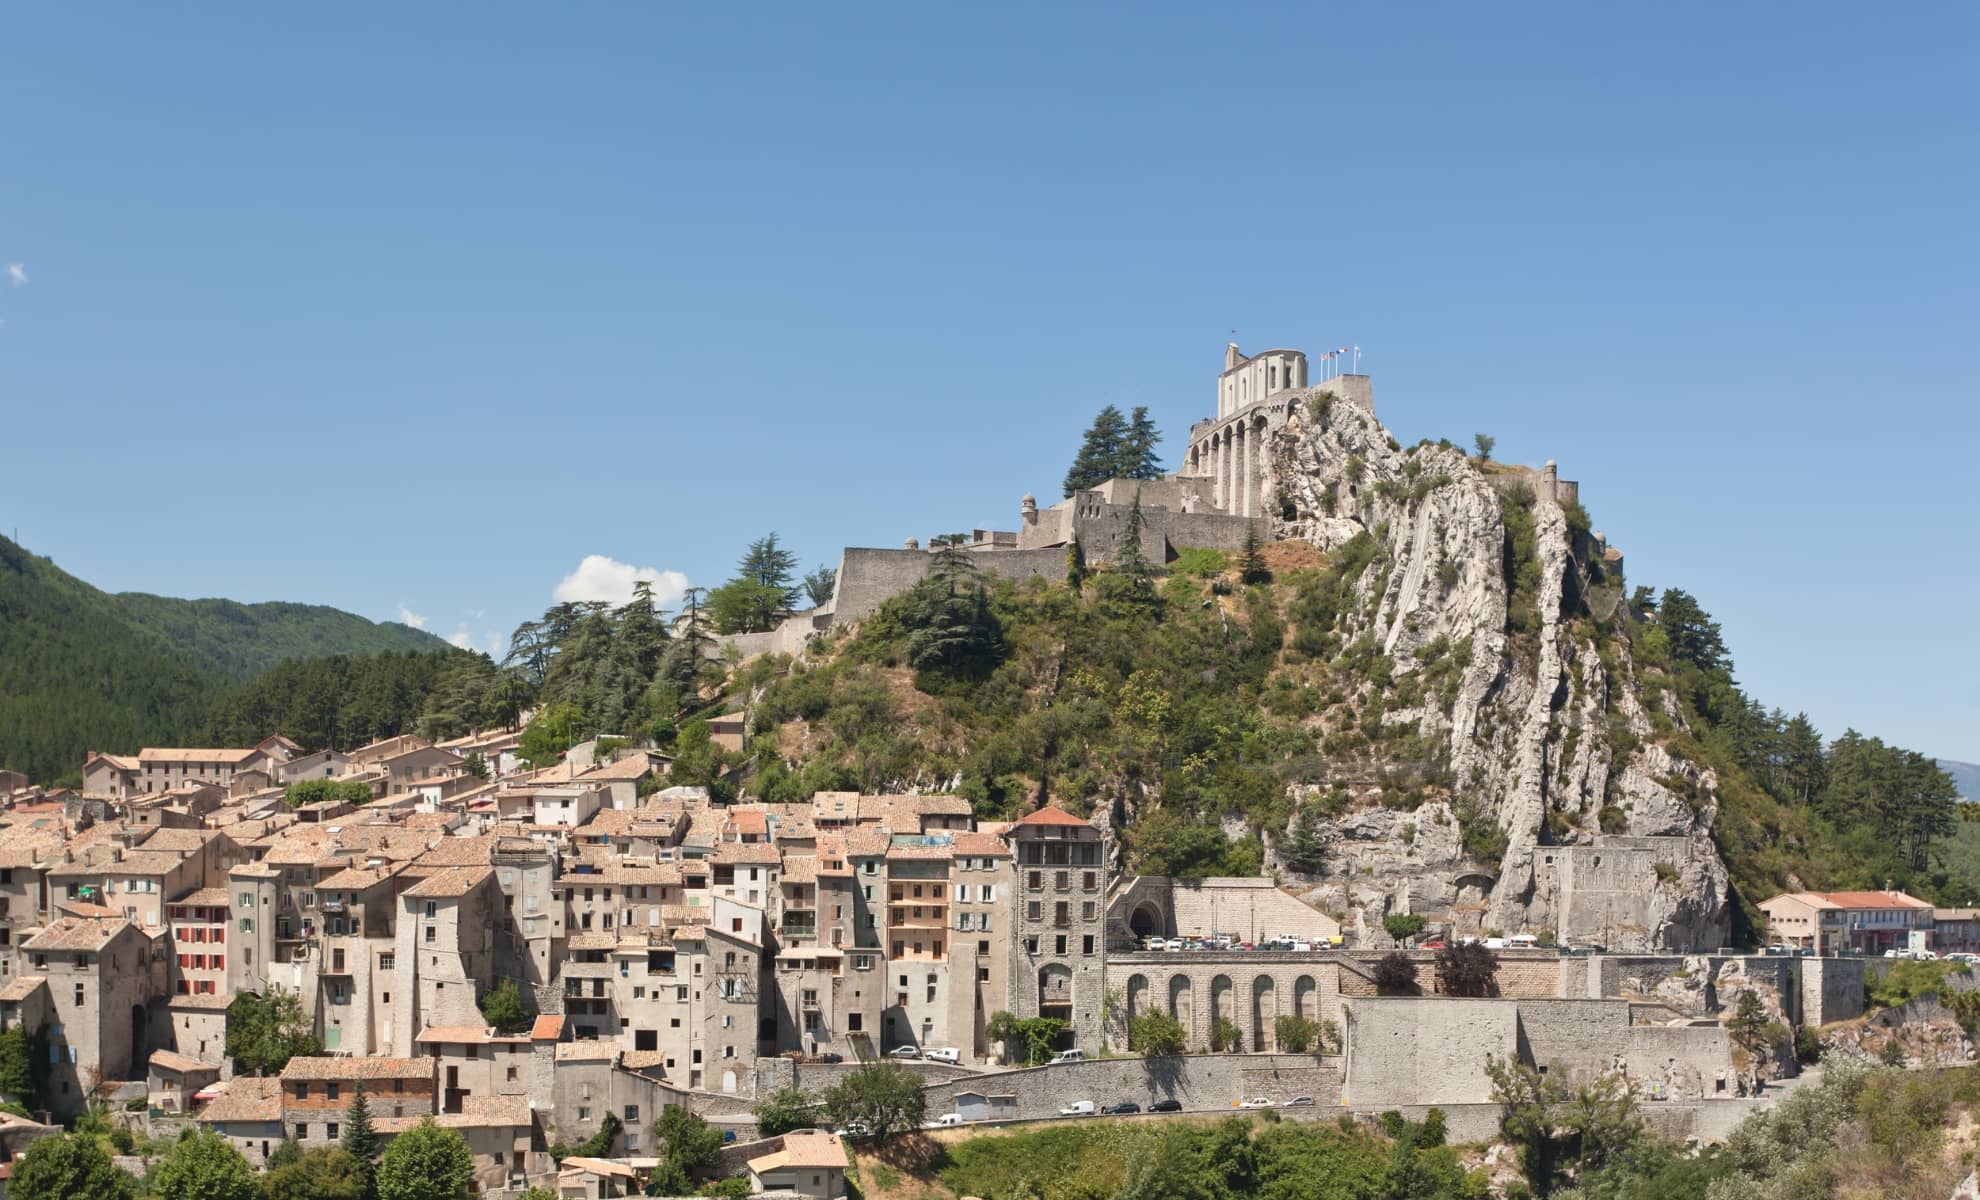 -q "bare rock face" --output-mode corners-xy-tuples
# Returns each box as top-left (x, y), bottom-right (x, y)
(1258, 387), (1730, 951)
(1824, 997), (1979, 1067)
